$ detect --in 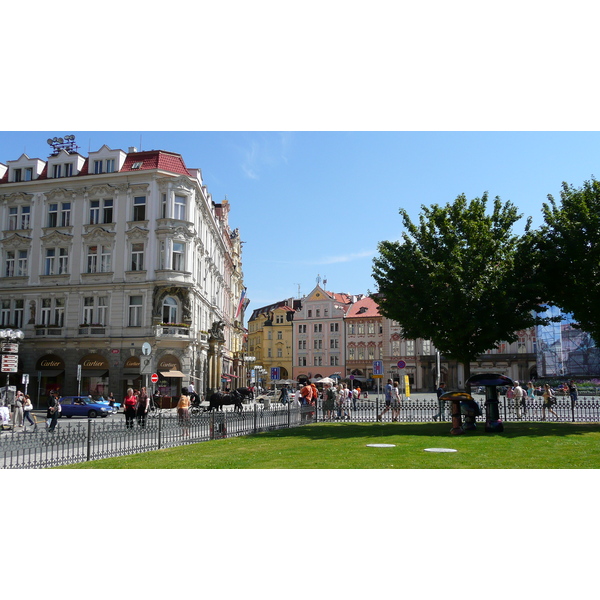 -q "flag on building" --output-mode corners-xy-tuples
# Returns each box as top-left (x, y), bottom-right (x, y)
(235, 288), (247, 319)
